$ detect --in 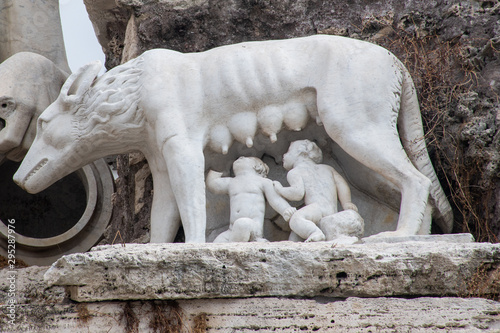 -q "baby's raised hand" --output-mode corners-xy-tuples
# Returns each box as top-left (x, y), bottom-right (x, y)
(282, 206), (297, 222)
(273, 181), (284, 194)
